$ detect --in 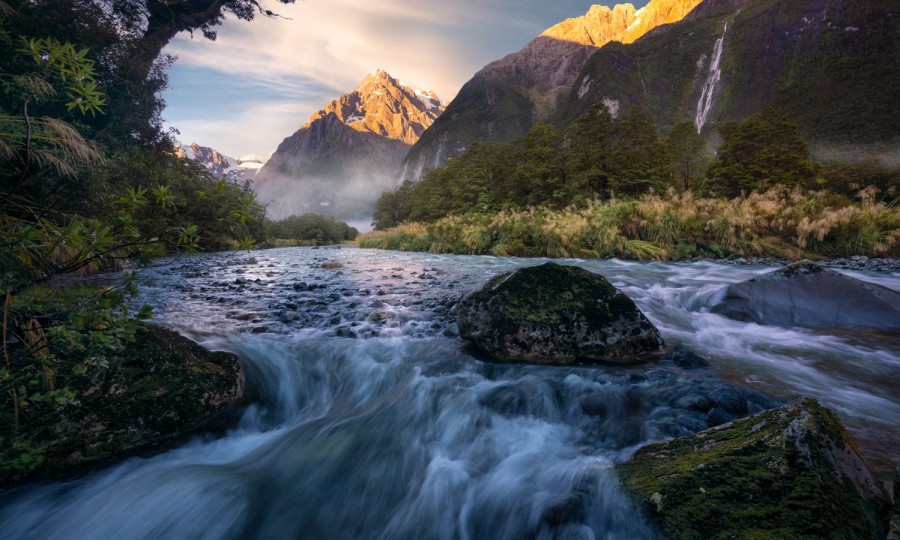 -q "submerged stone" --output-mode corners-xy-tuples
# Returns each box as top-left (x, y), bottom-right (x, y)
(618, 398), (891, 539)
(457, 263), (664, 364)
(707, 387), (748, 416)
(672, 349), (708, 368)
(708, 260), (900, 330)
